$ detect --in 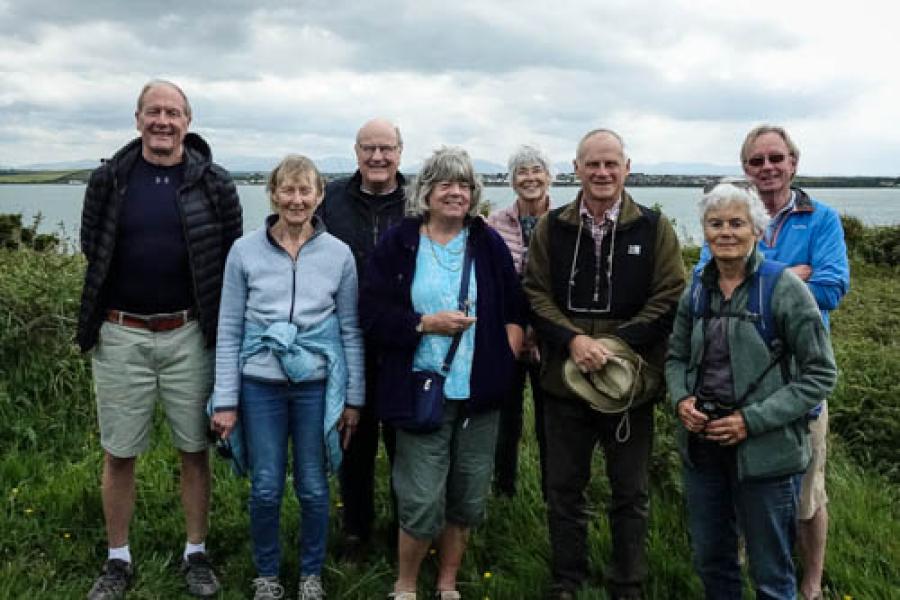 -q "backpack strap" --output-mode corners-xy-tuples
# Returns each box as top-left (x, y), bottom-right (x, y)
(746, 259), (788, 348)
